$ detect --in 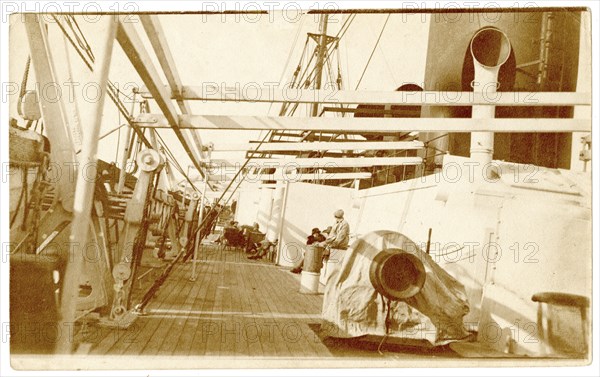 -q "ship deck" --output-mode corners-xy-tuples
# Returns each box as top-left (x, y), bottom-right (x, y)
(71, 245), (458, 362)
